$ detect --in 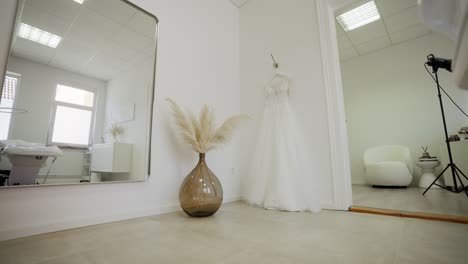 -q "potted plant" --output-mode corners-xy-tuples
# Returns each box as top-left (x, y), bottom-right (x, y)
(167, 98), (247, 217)
(109, 123), (124, 143)
(459, 128), (467, 140)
